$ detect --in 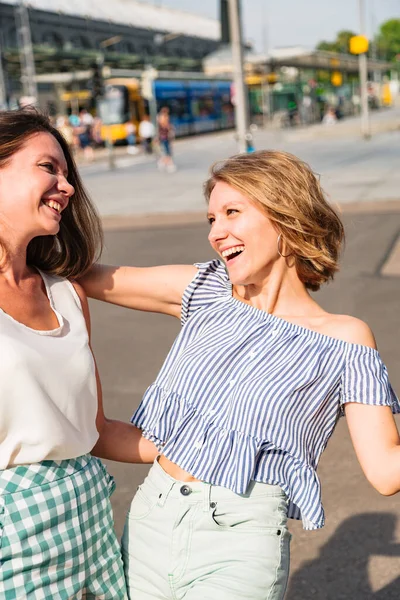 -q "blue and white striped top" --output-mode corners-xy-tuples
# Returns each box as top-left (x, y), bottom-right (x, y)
(132, 260), (400, 530)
